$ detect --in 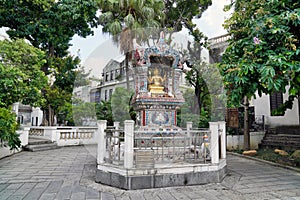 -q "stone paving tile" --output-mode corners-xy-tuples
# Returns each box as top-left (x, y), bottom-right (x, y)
(44, 180), (63, 193)
(0, 189), (15, 200)
(39, 193), (56, 200)
(101, 192), (116, 200)
(22, 187), (45, 200)
(0, 145), (300, 200)
(142, 191), (161, 200)
(115, 195), (131, 200)
(70, 191), (86, 200)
